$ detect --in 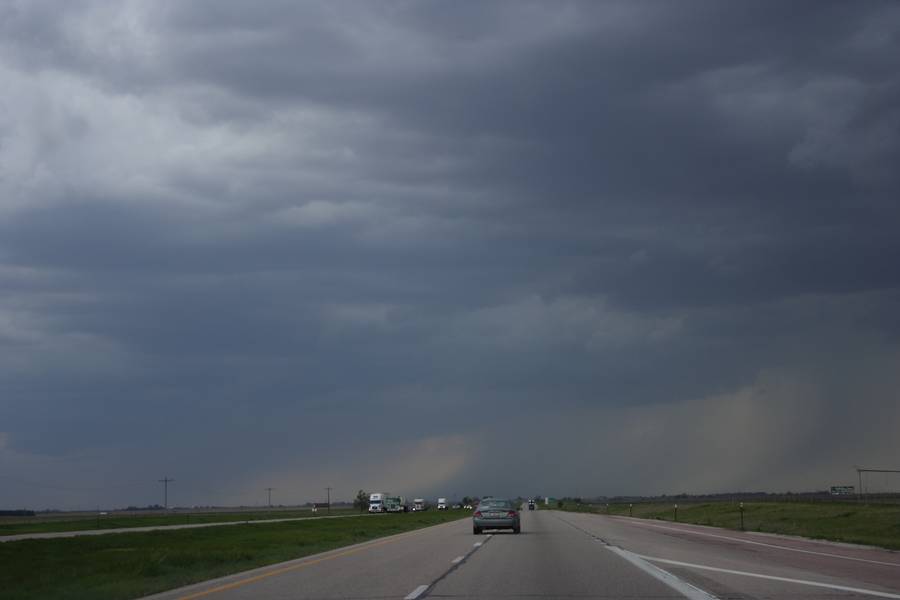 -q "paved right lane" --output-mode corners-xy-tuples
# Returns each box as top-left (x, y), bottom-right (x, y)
(553, 510), (900, 599)
(429, 508), (690, 599)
